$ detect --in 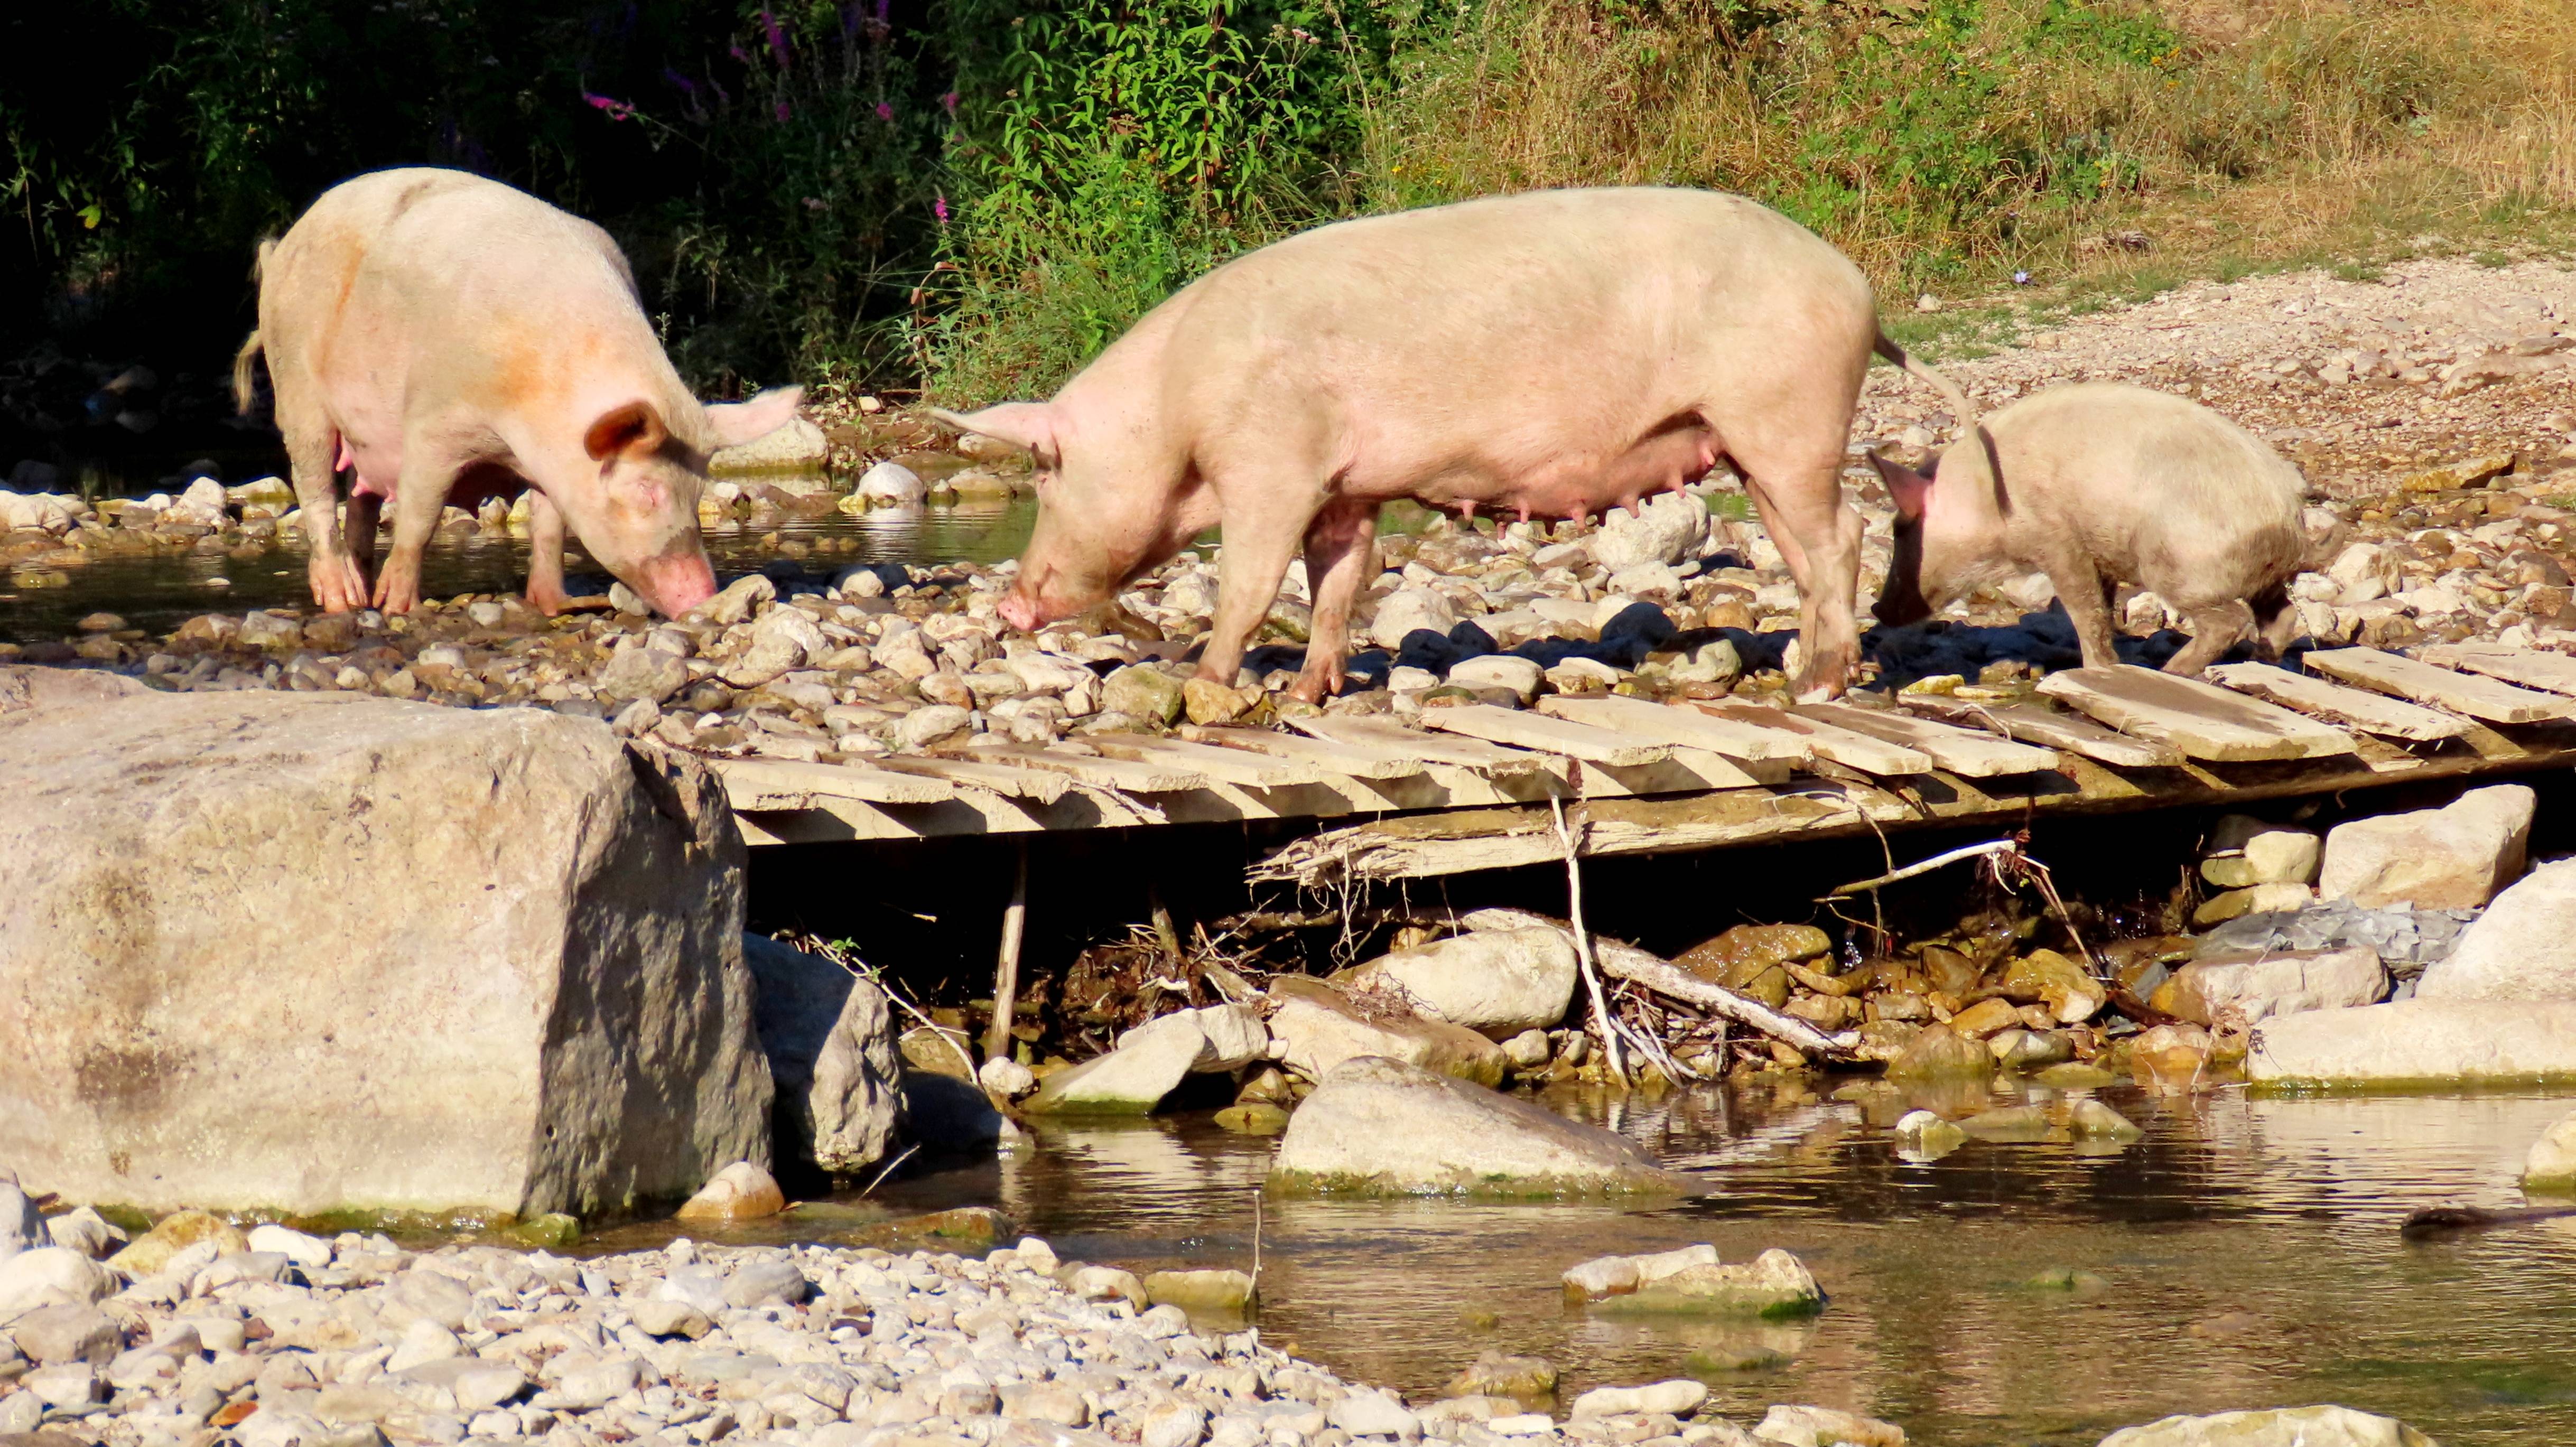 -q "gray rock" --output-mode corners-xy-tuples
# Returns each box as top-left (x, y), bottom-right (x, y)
(598, 641), (691, 704)
(0, 1247), (119, 1315)
(2420, 857), (2576, 1002)
(857, 460), (927, 505)
(1269, 1056), (1698, 1197)
(7, 1304), (121, 1364)
(710, 416), (827, 474)
(2247, 1001), (2576, 1085)
(2096, 1404), (2434, 1446)
(629, 1299), (712, 1339)
(2523, 1108), (2576, 1191)
(1337, 928), (1578, 1038)
(1026, 1012), (1204, 1115)
(2154, 947), (2386, 1025)
(0, 1182), (41, 1259)
(742, 934), (904, 1175)
(392, 1357), (527, 1414)
(1369, 589), (1462, 651)
(1265, 979), (1508, 1088)
(1589, 493), (1707, 571)
(1569, 1379), (1706, 1418)
(2319, 785), (2534, 909)
(0, 668), (774, 1222)
(1752, 1404), (1905, 1447)
(721, 606), (827, 688)
(722, 1259), (811, 1308)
